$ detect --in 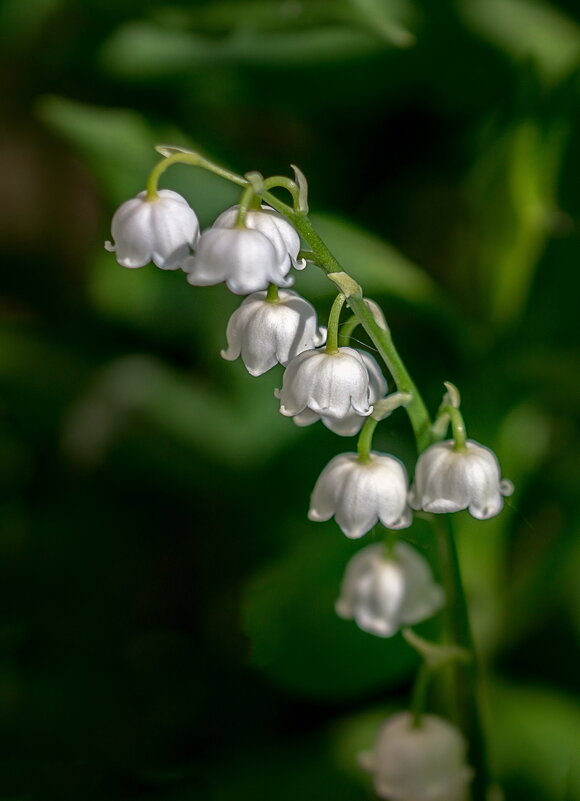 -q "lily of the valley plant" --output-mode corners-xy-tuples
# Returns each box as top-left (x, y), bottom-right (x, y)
(106, 145), (513, 801)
